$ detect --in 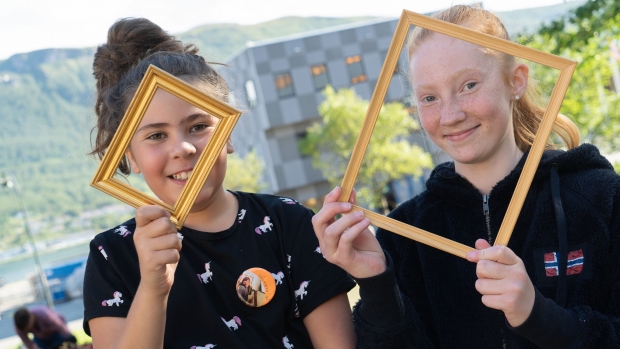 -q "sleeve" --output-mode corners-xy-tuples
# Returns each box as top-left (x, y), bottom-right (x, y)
(287, 207), (356, 318)
(82, 234), (134, 336)
(351, 242), (436, 348)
